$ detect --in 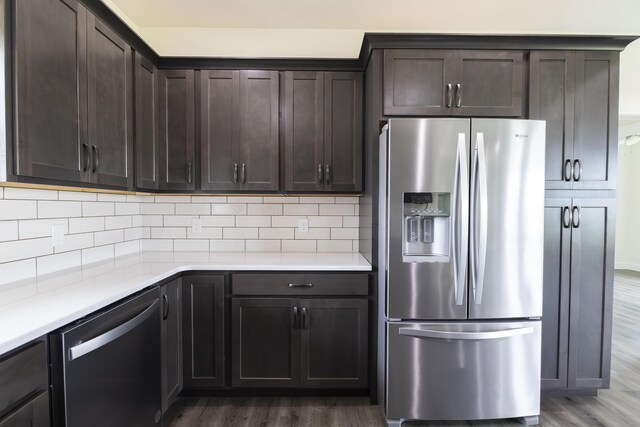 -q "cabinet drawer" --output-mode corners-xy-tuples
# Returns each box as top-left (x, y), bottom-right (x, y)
(232, 273), (368, 296)
(0, 391), (49, 427)
(0, 341), (48, 417)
